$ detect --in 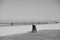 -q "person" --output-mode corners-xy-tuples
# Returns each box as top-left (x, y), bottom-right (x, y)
(11, 23), (13, 26)
(55, 22), (58, 24)
(32, 24), (37, 33)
